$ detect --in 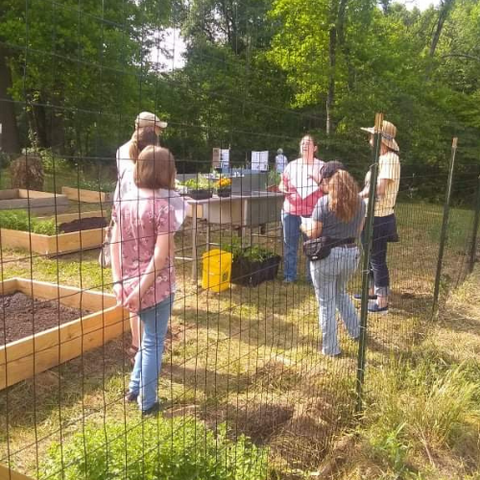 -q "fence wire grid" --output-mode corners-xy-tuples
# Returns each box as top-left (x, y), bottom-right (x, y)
(0, 3), (480, 480)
